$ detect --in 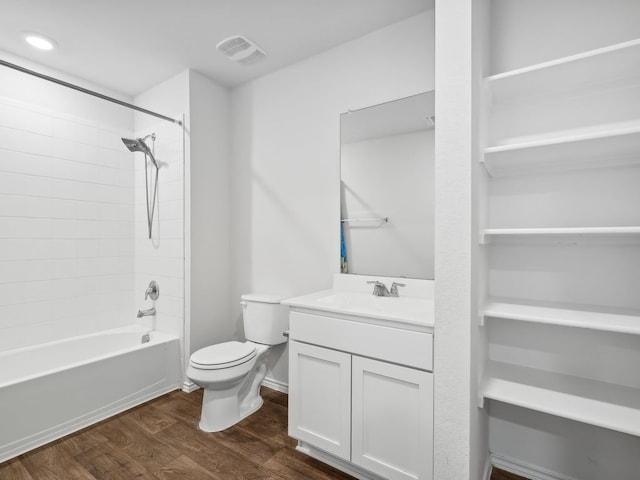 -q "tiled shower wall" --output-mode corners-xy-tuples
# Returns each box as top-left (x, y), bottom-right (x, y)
(0, 97), (135, 350)
(133, 116), (184, 342)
